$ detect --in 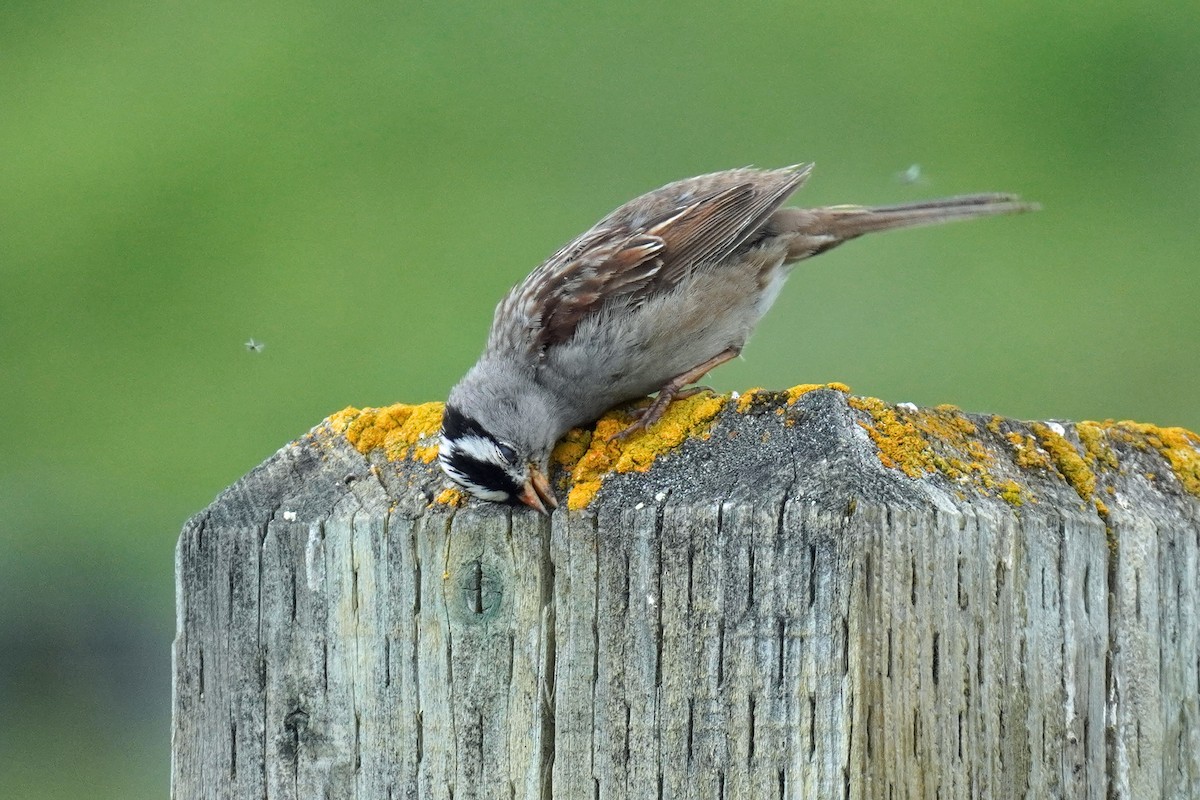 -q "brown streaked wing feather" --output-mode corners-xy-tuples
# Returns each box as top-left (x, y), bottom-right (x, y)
(645, 175), (805, 286)
(487, 227), (665, 357)
(605, 169), (808, 312)
(644, 184), (755, 275)
(496, 168), (808, 356)
(534, 232), (664, 347)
